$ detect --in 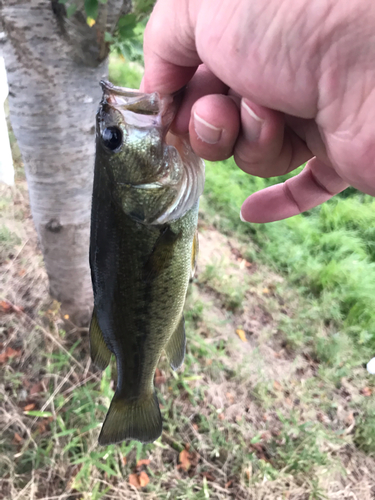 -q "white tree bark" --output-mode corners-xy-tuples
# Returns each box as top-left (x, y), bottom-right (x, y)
(0, 55), (14, 185)
(0, 0), (131, 325)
